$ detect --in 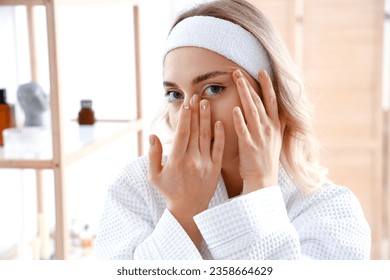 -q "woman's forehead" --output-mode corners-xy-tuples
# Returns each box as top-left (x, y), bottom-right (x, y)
(163, 47), (239, 80)
(163, 47), (259, 90)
